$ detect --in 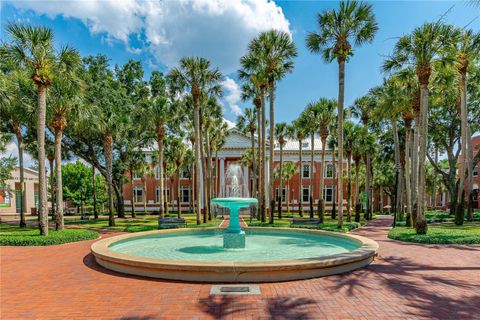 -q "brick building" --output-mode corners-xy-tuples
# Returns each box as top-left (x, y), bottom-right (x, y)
(122, 129), (350, 213)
